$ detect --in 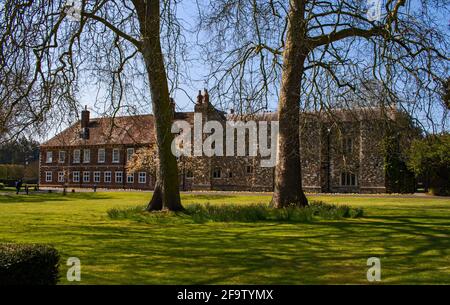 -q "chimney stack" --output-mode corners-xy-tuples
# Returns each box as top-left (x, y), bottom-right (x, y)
(203, 89), (209, 104)
(170, 98), (176, 114)
(81, 105), (90, 129)
(197, 90), (203, 104)
(80, 106), (90, 140)
(194, 89), (211, 113)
